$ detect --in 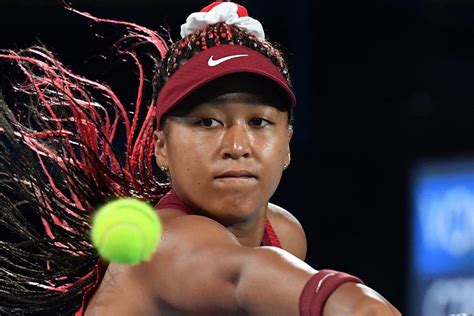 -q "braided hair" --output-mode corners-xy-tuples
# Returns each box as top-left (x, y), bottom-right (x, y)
(0, 11), (170, 315)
